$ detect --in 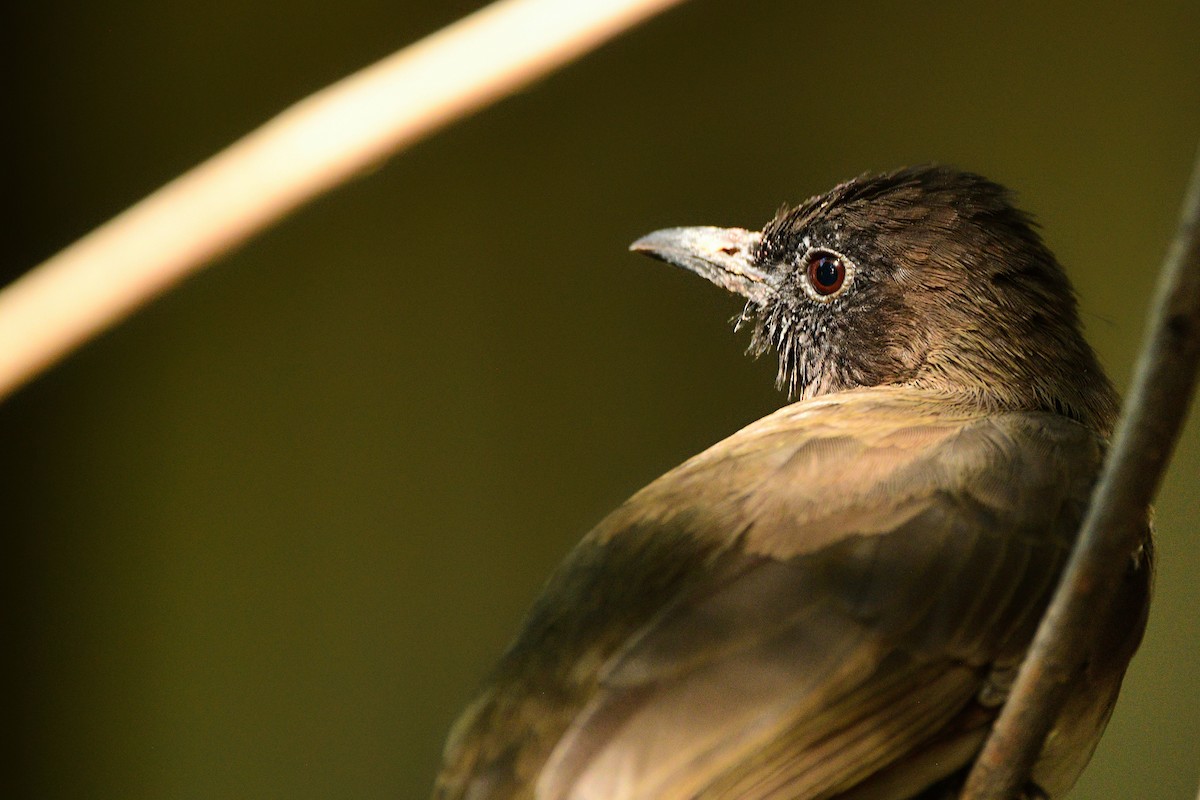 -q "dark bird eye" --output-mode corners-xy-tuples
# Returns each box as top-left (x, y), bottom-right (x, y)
(807, 253), (846, 295)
